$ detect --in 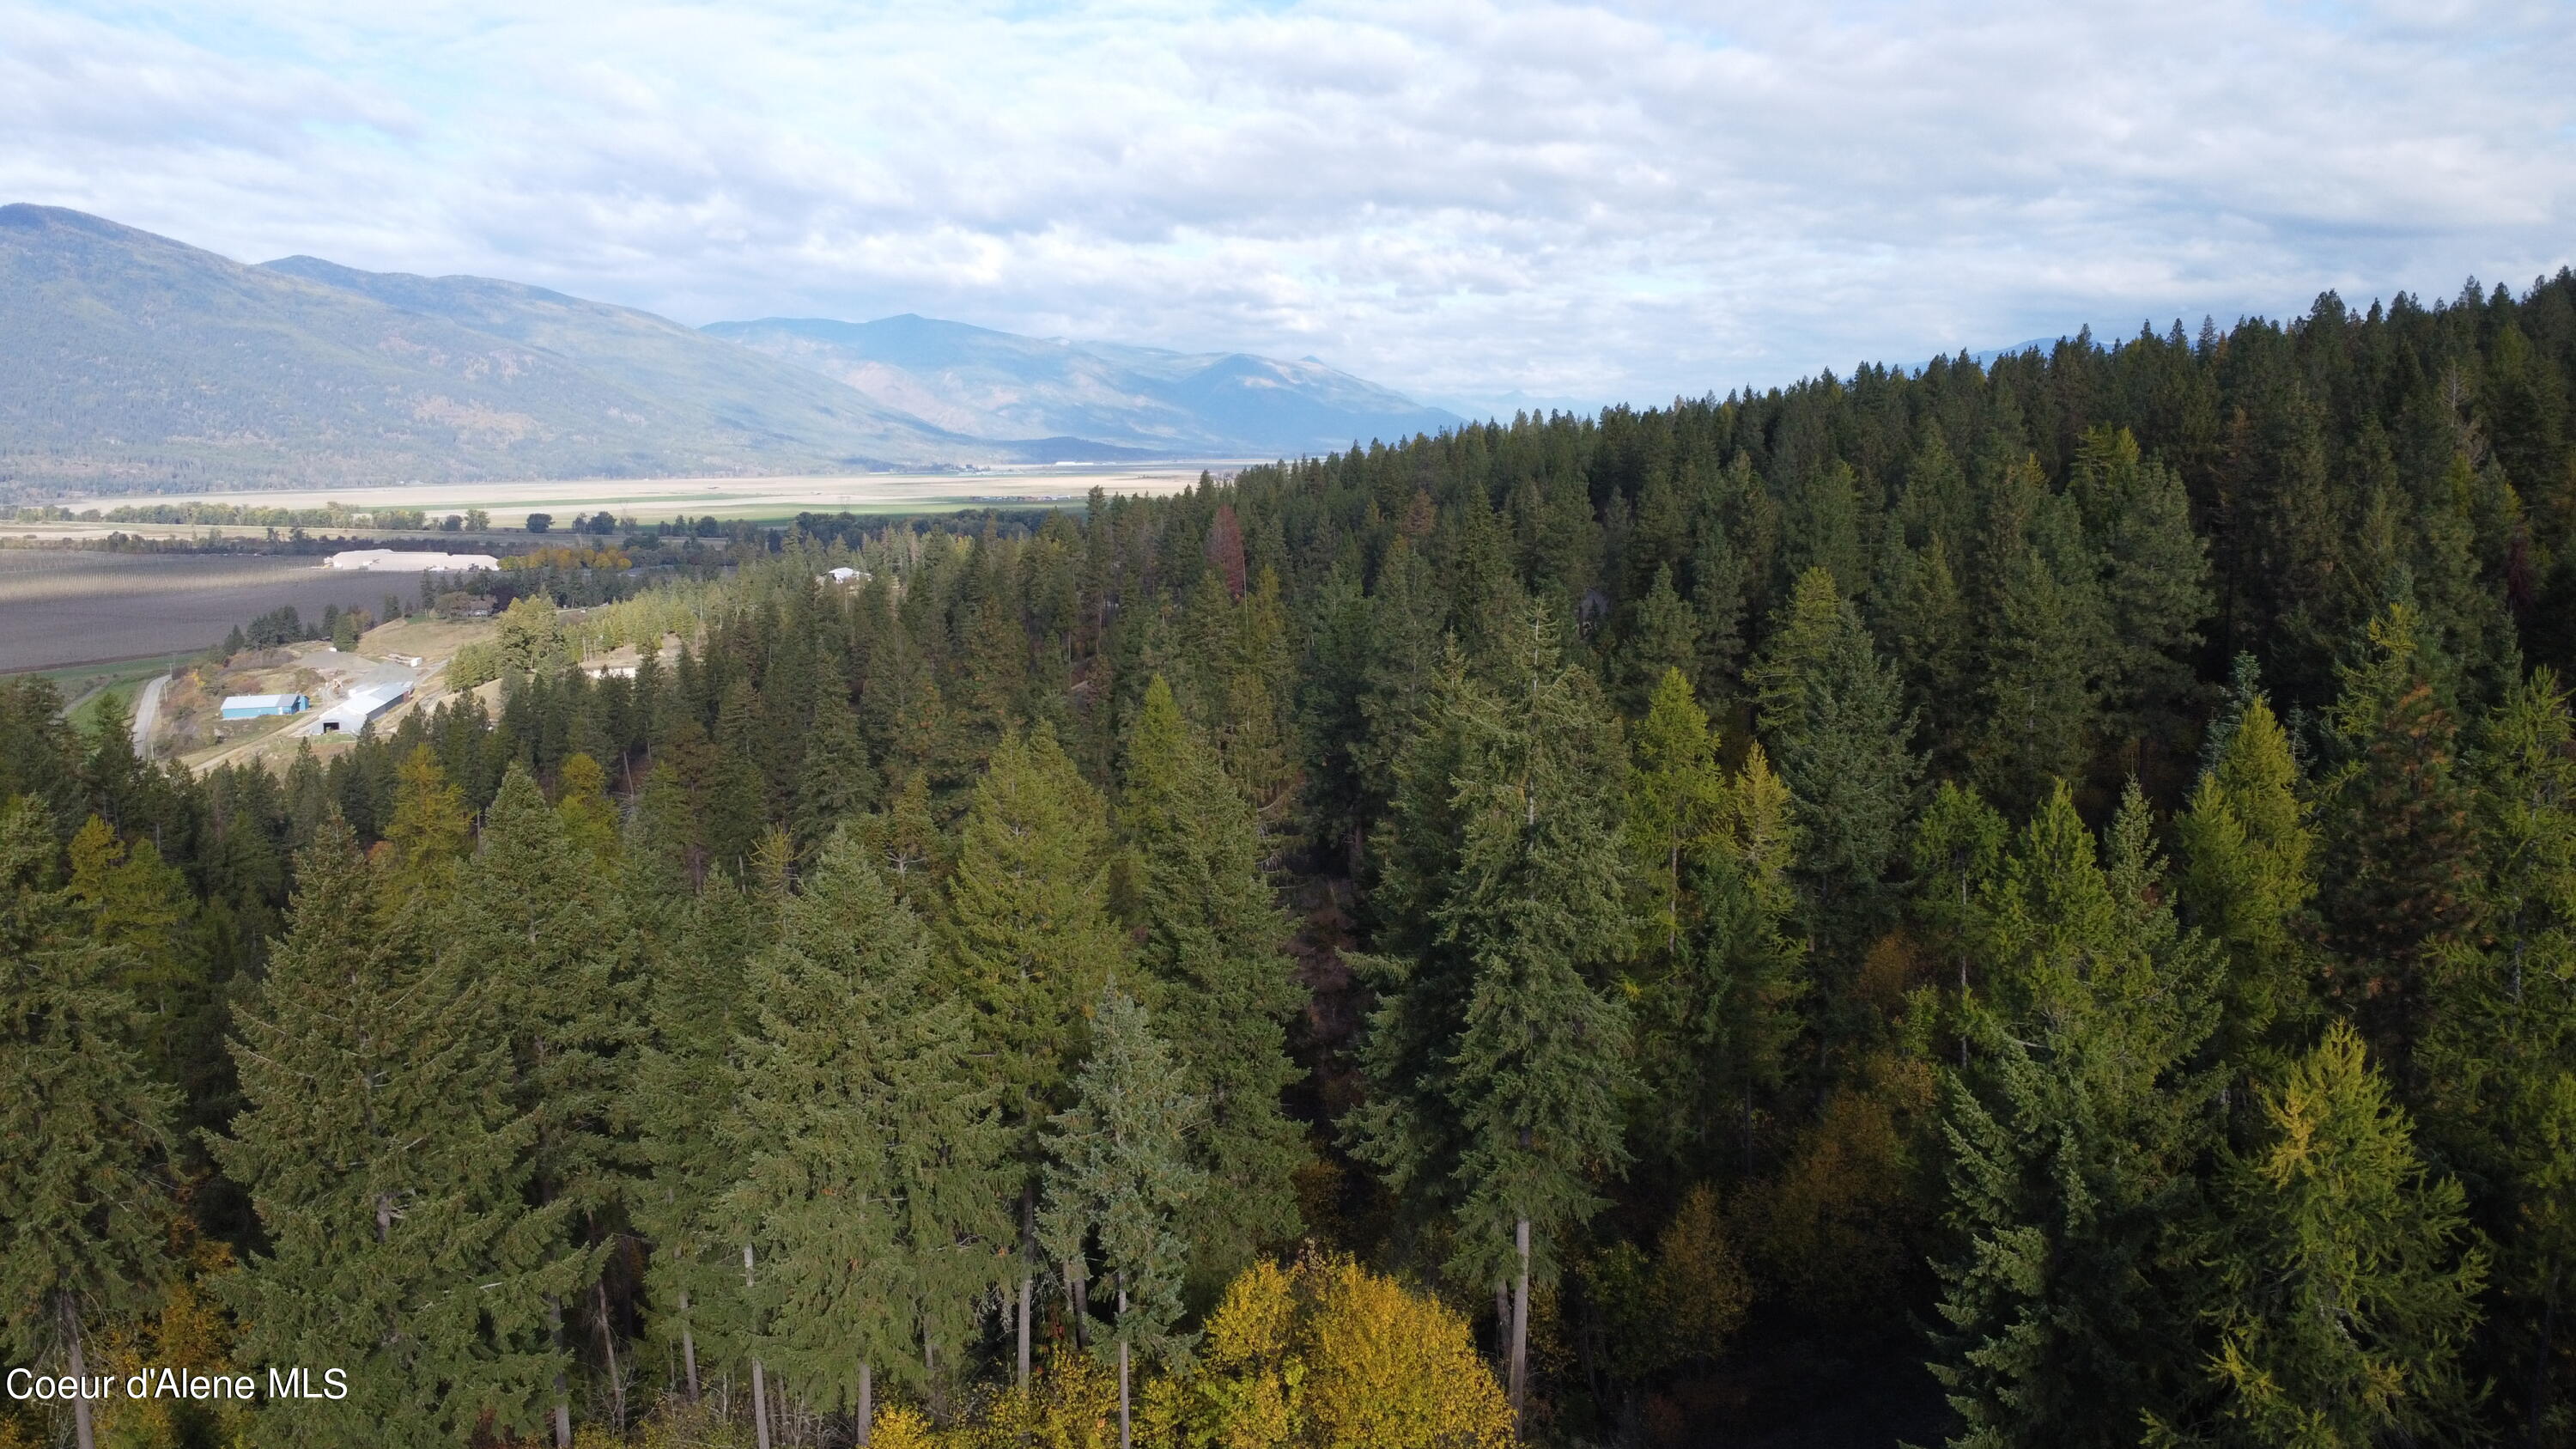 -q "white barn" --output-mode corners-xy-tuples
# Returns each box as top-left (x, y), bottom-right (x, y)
(325, 550), (500, 573)
(306, 681), (412, 736)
